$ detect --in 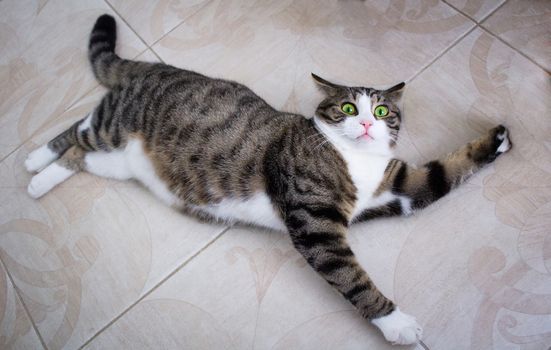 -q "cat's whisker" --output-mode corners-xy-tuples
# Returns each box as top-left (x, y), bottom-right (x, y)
(312, 139), (329, 152)
(305, 133), (324, 141)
